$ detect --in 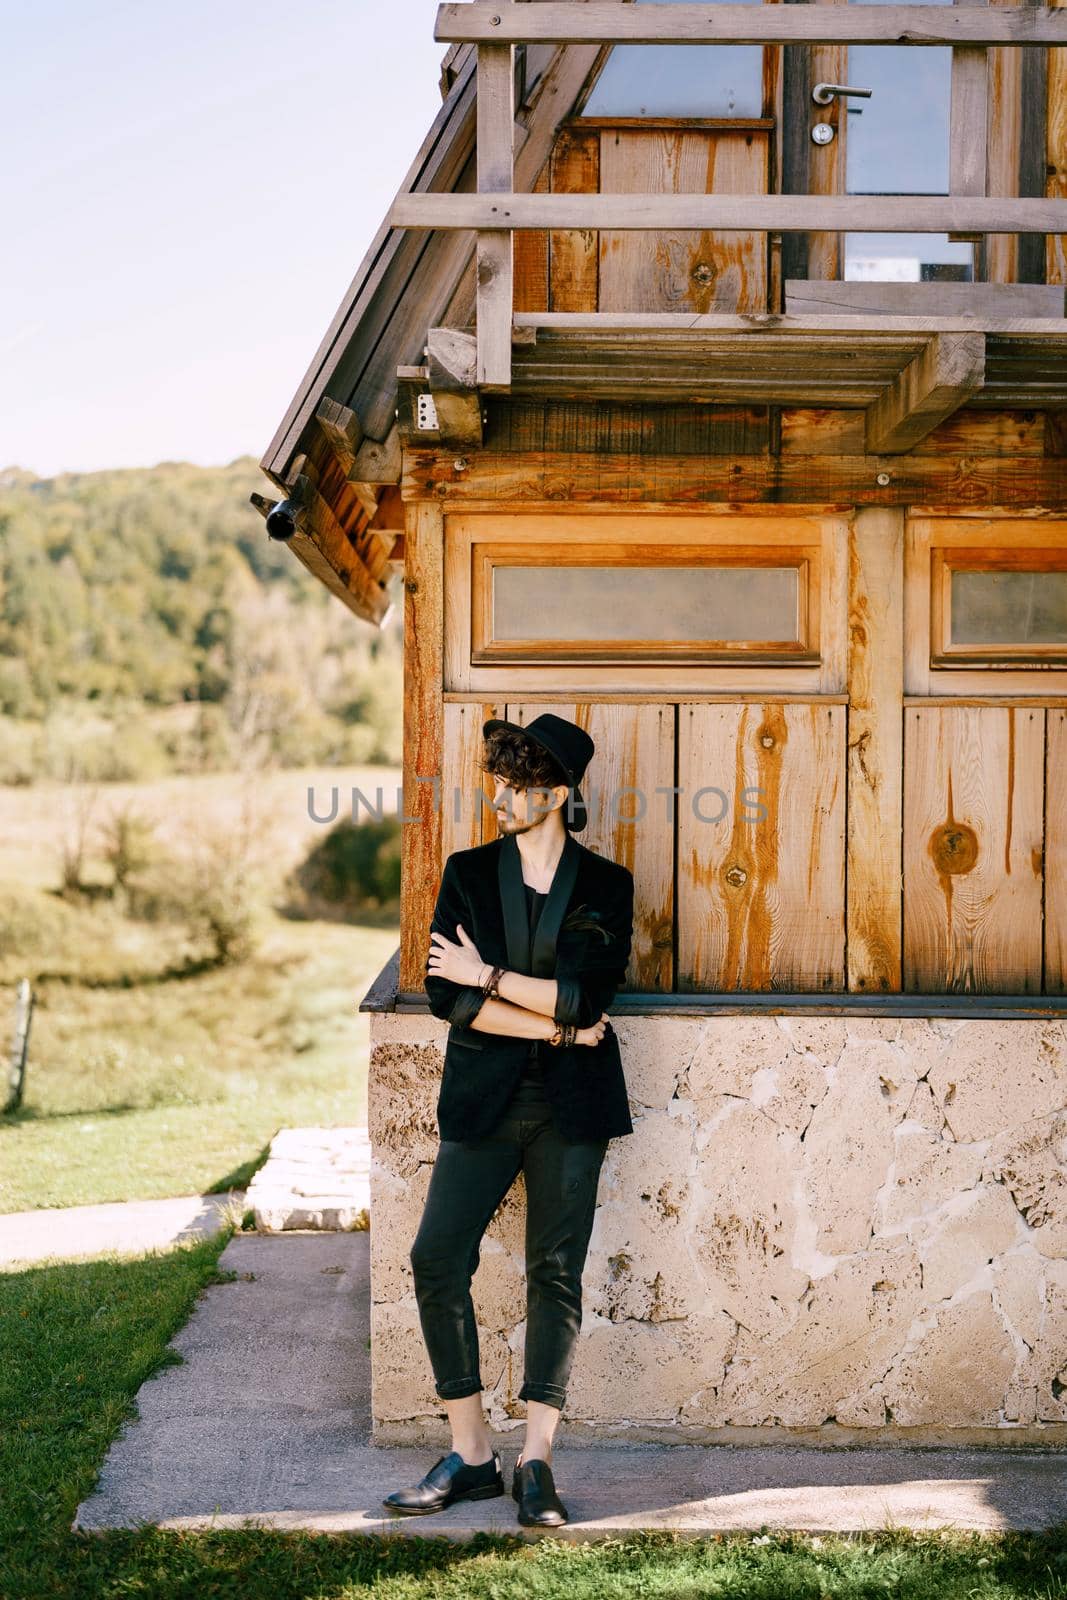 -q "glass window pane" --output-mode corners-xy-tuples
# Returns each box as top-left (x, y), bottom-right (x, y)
(951, 571), (1067, 648)
(843, 0), (973, 282)
(845, 232), (974, 281)
(493, 566), (800, 644)
(581, 0), (762, 119)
